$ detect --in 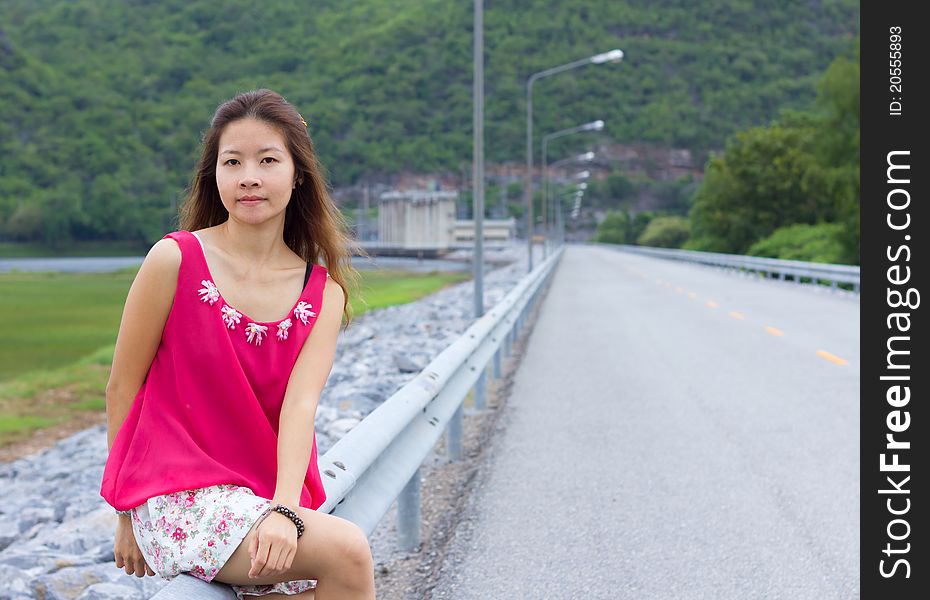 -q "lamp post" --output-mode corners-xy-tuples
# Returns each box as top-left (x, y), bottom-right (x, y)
(560, 170), (589, 244)
(524, 49), (623, 272)
(570, 191), (584, 220)
(541, 120), (603, 258)
(472, 0), (484, 320)
(547, 152), (594, 248)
